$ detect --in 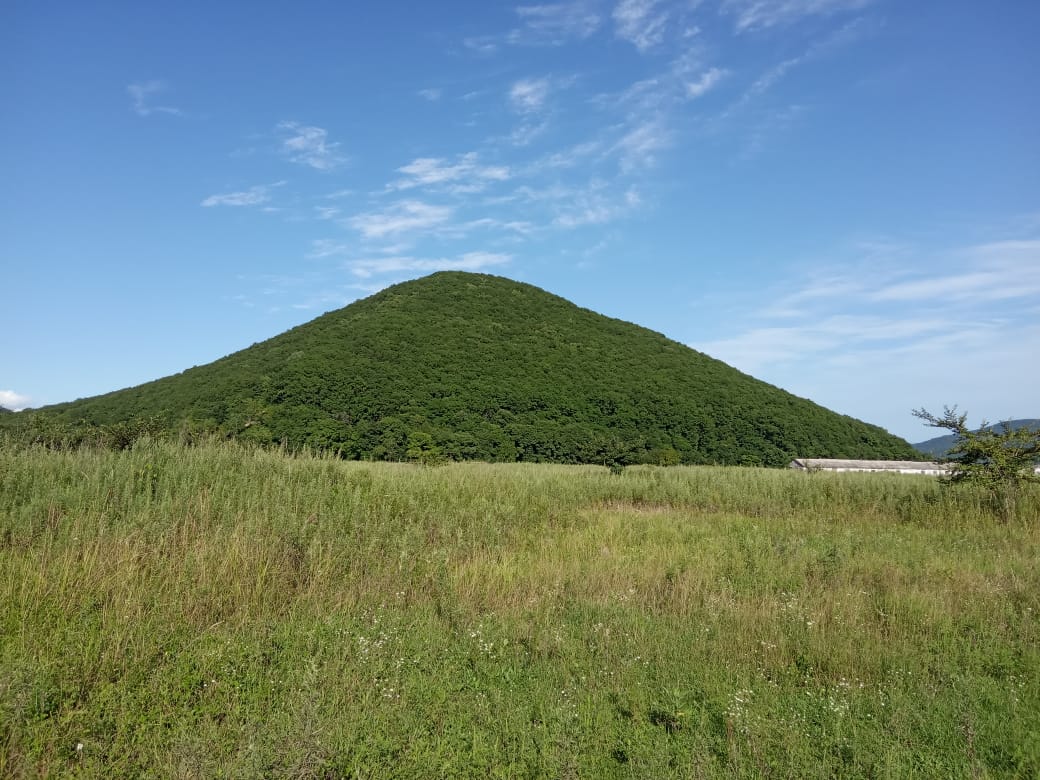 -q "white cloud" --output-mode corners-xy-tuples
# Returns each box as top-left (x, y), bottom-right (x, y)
(510, 120), (550, 147)
(347, 200), (454, 239)
(686, 67), (728, 99)
(722, 0), (874, 33)
(418, 88), (442, 101)
(717, 18), (869, 125)
(742, 55), (803, 106)
(465, 3), (600, 51)
(511, 2), (602, 44)
(689, 230), (1040, 438)
(201, 181), (286, 207)
(553, 183), (641, 227)
(613, 0), (670, 52)
(613, 118), (671, 171)
(510, 78), (551, 114)
(347, 251), (511, 278)
(390, 153), (510, 193)
(463, 36), (499, 55)
(127, 81), (182, 117)
(537, 140), (604, 170)
(0, 390), (31, 411)
(277, 121), (346, 170)
(698, 315), (955, 373)
(869, 241), (1040, 303)
(309, 239), (352, 259)
(598, 49), (720, 119)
